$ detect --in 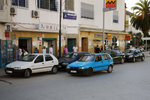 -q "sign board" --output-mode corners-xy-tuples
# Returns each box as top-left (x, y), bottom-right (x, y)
(63, 12), (77, 20)
(107, 33), (111, 39)
(104, 0), (117, 12)
(125, 34), (131, 40)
